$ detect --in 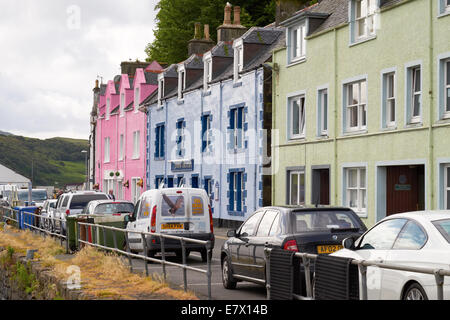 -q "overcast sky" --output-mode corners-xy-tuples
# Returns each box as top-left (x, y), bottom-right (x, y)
(0, 0), (158, 140)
